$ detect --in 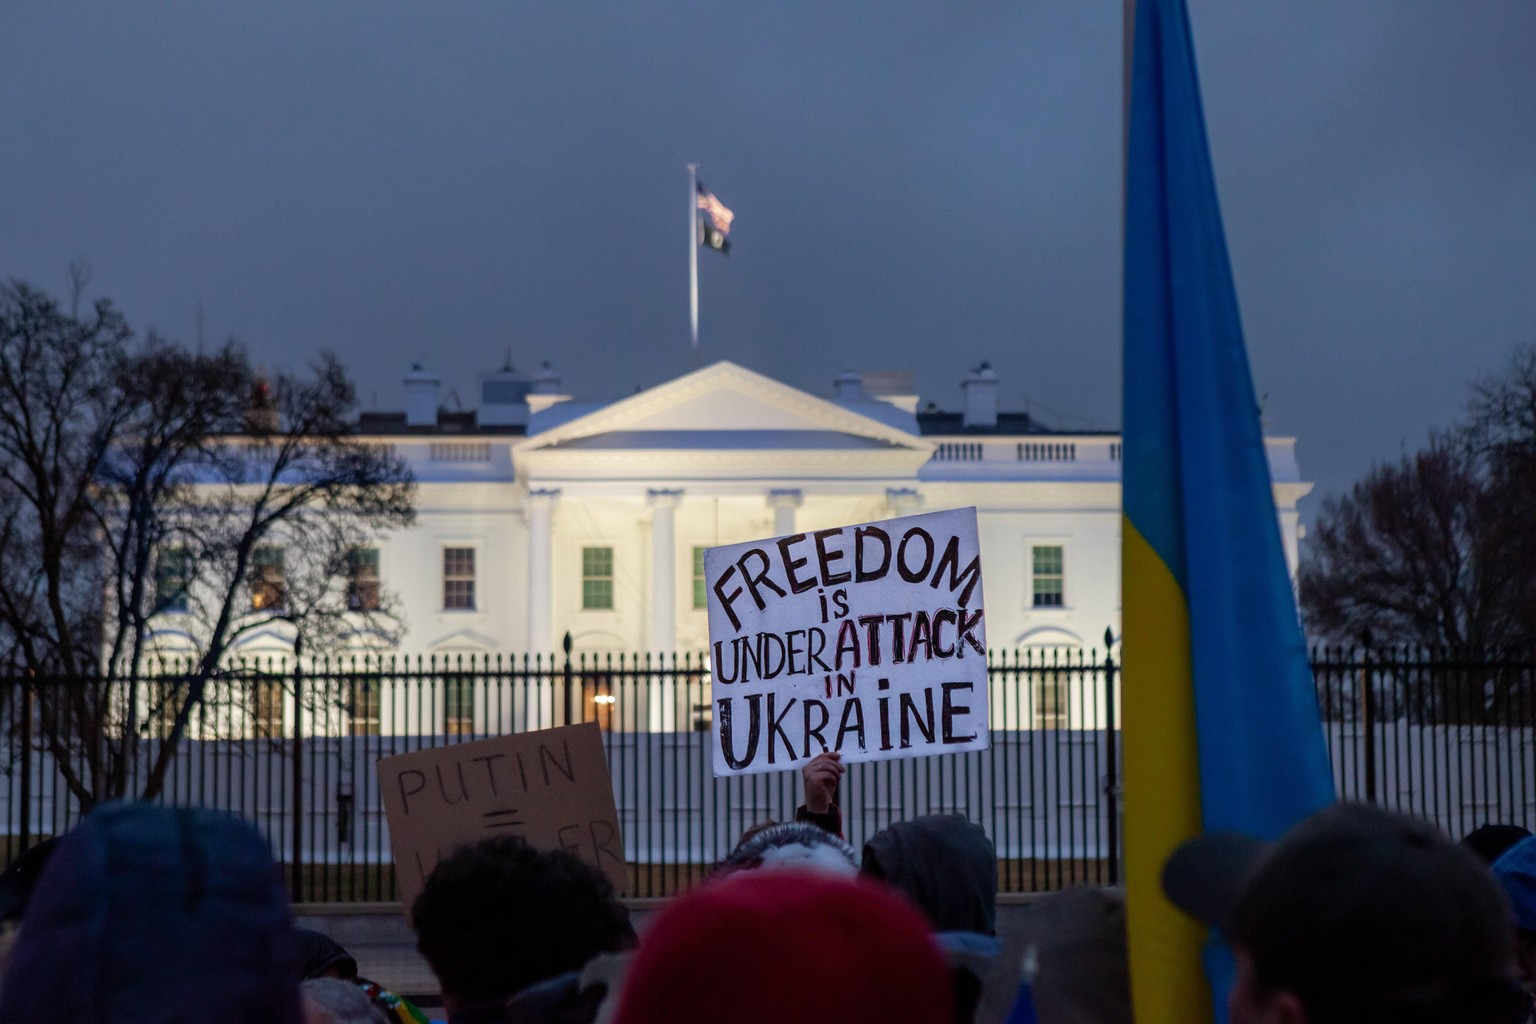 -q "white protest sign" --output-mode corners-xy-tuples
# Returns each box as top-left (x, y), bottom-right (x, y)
(705, 506), (988, 777)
